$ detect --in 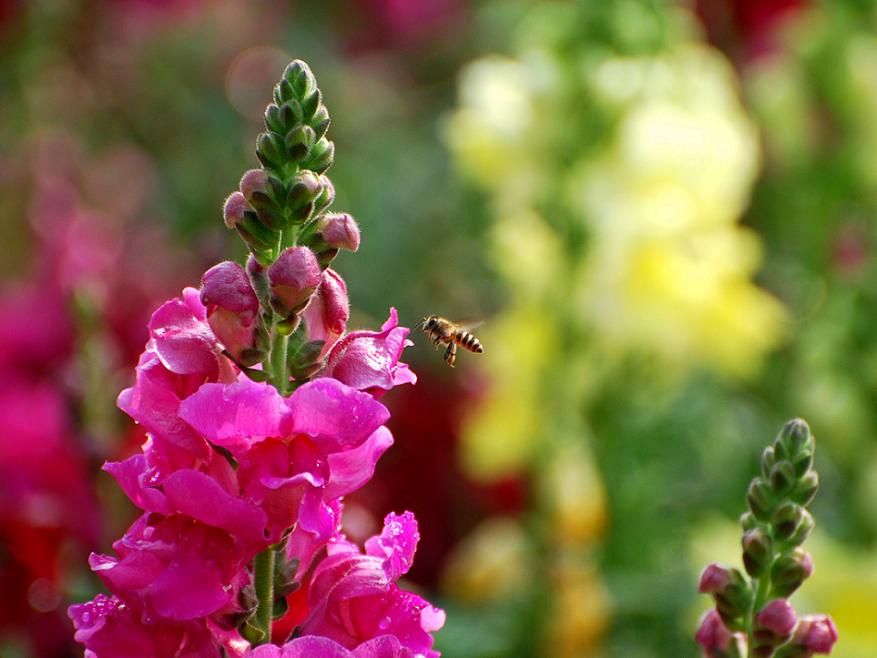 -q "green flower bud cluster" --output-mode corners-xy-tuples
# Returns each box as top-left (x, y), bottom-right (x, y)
(697, 419), (827, 658)
(741, 419), (817, 594)
(225, 60), (341, 267)
(214, 61), (364, 394)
